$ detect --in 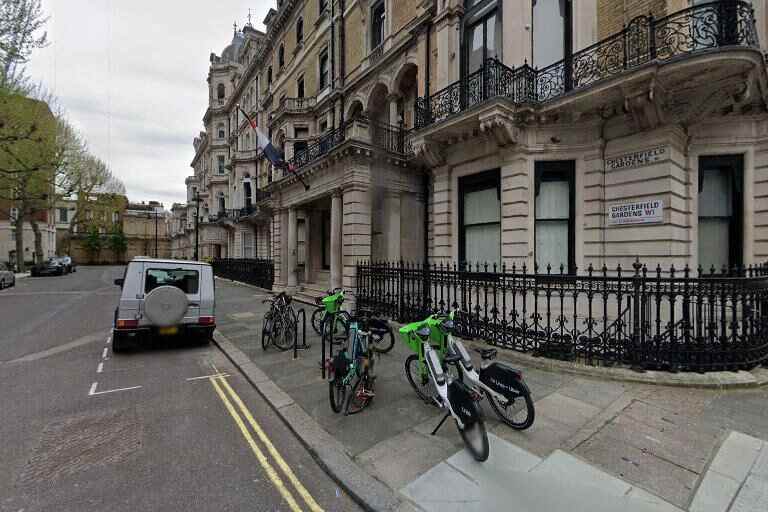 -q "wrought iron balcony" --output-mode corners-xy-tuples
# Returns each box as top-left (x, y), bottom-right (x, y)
(283, 124), (346, 176)
(415, 1), (760, 130)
